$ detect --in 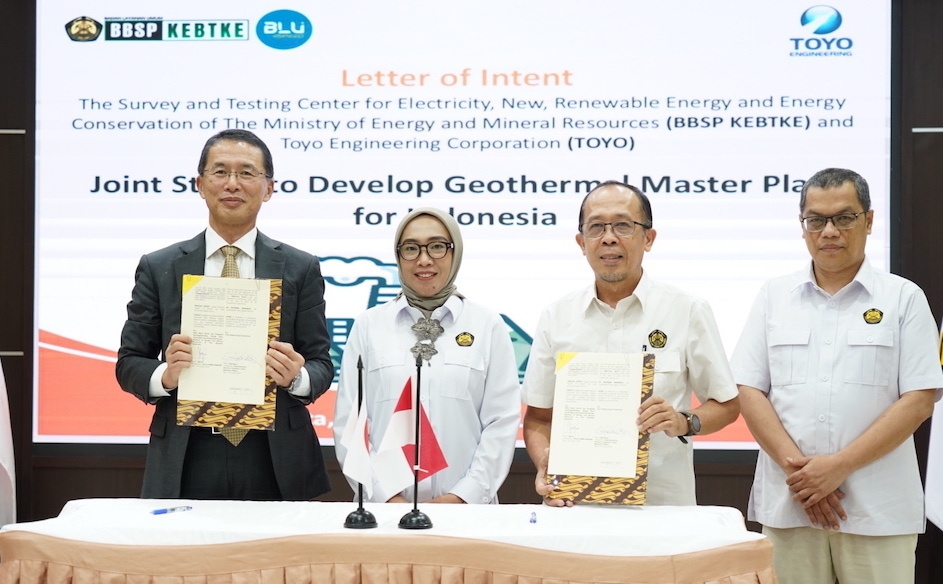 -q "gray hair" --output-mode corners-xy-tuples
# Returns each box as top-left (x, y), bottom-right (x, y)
(800, 168), (870, 212)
